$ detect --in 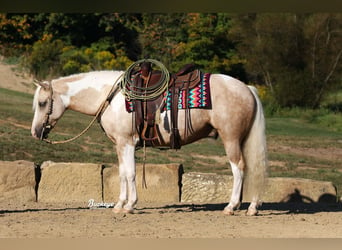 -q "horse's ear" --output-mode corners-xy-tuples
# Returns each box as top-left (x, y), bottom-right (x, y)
(33, 79), (51, 90)
(41, 81), (51, 90)
(33, 79), (40, 88)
